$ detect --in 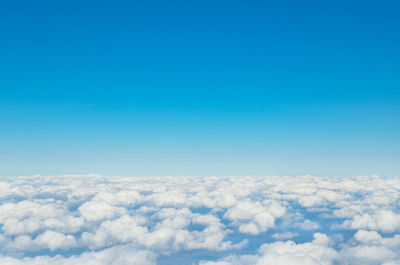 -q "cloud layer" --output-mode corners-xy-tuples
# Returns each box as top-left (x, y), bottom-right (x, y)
(0, 174), (399, 264)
